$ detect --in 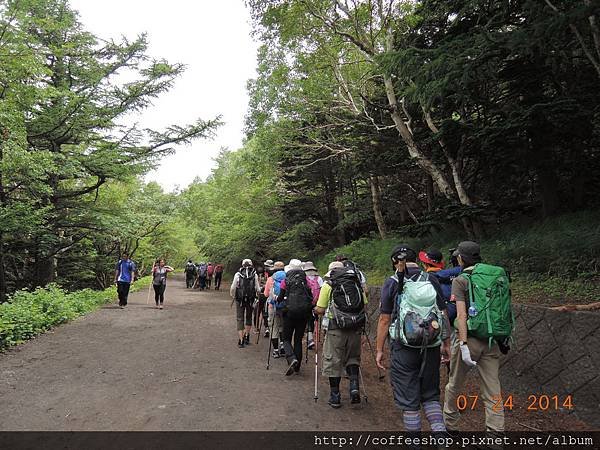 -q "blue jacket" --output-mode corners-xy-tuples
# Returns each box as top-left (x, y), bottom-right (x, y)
(430, 266), (462, 302)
